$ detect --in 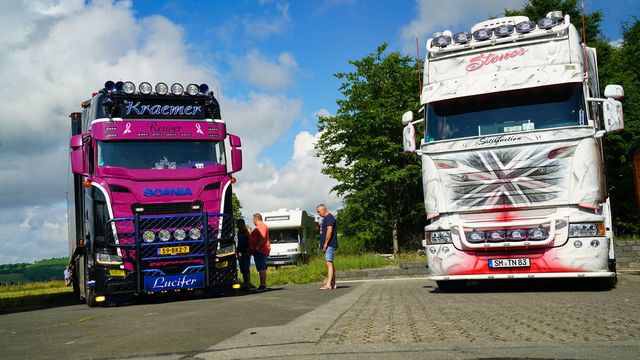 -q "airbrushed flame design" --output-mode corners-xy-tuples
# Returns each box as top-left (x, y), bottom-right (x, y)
(436, 144), (576, 210)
